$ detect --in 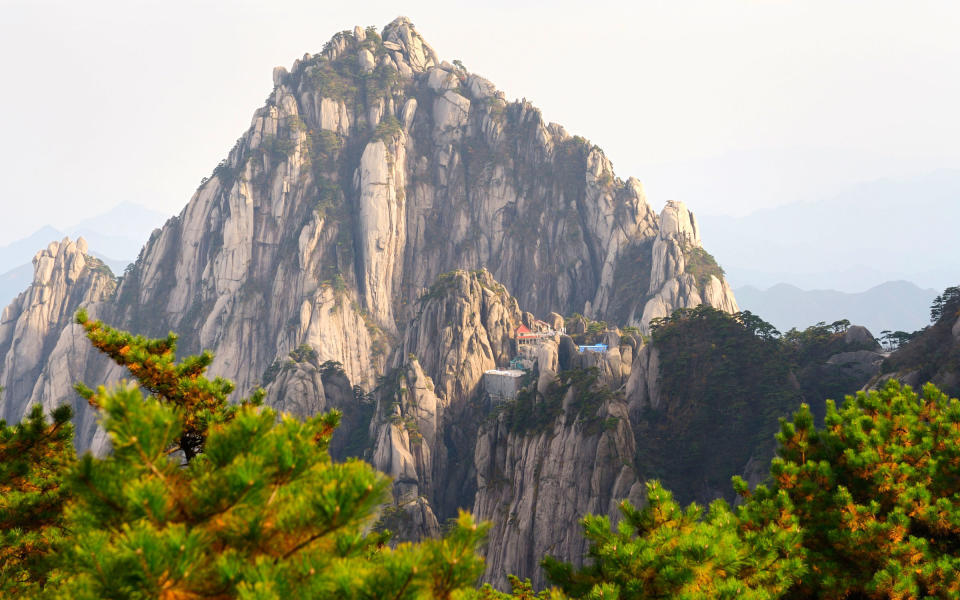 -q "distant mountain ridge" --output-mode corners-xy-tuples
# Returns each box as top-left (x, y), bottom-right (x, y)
(735, 280), (937, 335)
(698, 170), (960, 293)
(0, 202), (167, 307)
(0, 226), (64, 274)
